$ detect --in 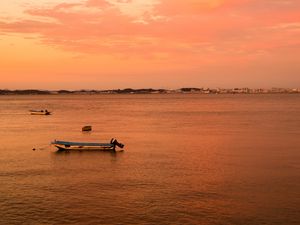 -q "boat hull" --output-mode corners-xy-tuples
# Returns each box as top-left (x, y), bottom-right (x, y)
(54, 144), (115, 151)
(30, 111), (51, 115)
